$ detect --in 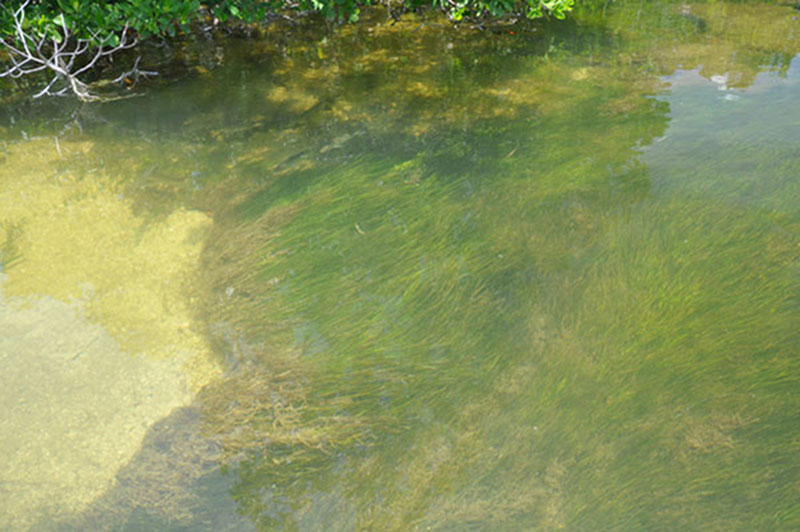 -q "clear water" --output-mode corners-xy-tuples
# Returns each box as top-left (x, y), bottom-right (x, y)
(1, 2), (798, 530)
